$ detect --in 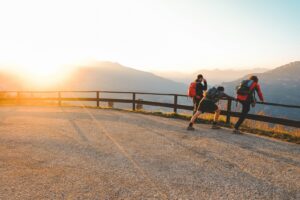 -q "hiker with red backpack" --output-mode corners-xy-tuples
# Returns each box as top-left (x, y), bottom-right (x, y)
(233, 75), (264, 134)
(187, 86), (235, 130)
(188, 74), (207, 114)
